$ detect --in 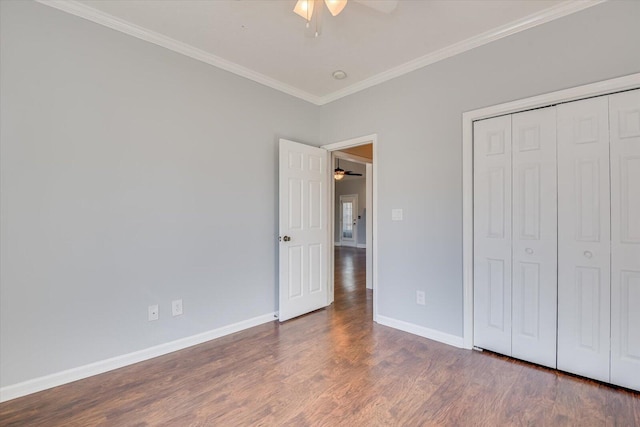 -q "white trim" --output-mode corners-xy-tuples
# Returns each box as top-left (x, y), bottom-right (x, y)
(36, 0), (602, 106)
(334, 241), (342, 247)
(365, 163), (373, 289)
(318, 0), (604, 104)
(322, 134), (378, 151)
(0, 312), (276, 402)
(356, 243), (367, 249)
(462, 72), (640, 350)
(333, 151), (372, 164)
(322, 134), (378, 320)
(376, 315), (464, 349)
(35, 0), (323, 105)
